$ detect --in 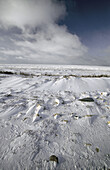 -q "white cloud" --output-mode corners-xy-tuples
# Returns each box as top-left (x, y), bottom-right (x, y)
(5, 24), (87, 64)
(0, 49), (23, 56)
(0, 0), (66, 29)
(0, 0), (88, 64)
(0, 56), (6, 61)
